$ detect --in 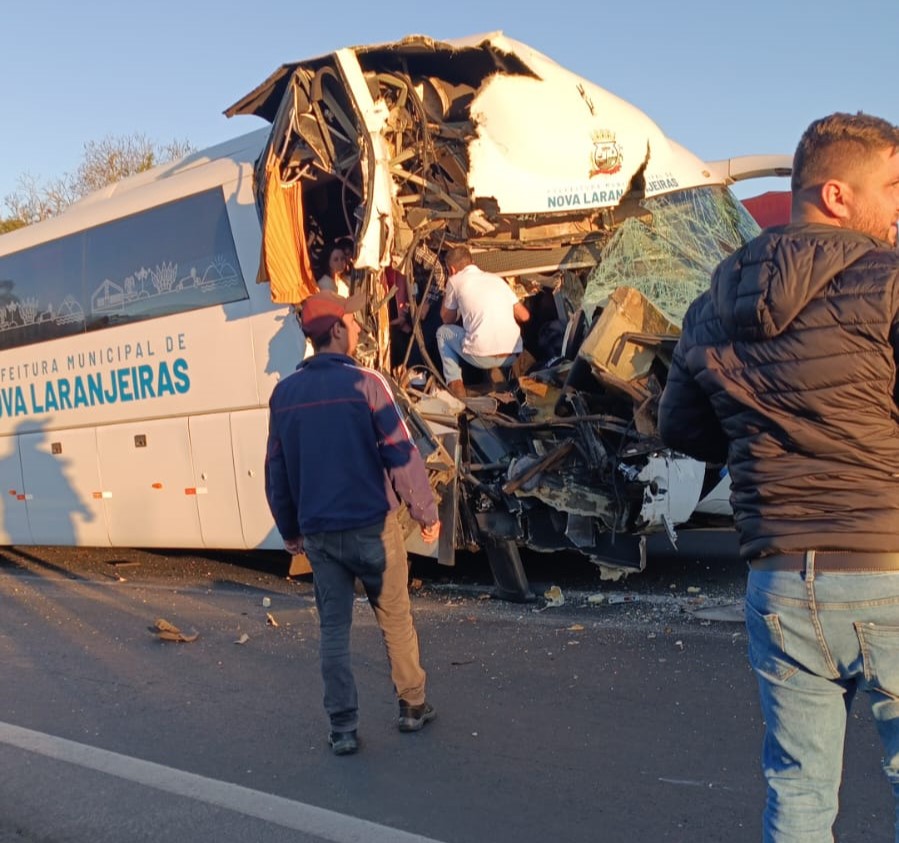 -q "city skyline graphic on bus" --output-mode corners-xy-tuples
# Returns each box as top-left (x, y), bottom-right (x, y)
(91, 255), (240, 316)
(0, 255), (240, 335)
